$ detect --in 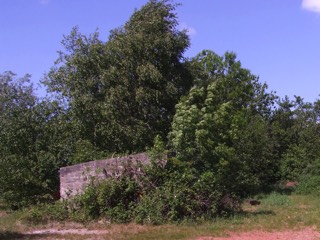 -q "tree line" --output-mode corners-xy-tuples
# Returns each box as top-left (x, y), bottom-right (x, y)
(1, 0), (320, 214)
